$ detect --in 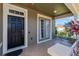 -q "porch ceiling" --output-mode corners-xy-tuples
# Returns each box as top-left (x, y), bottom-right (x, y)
(12, 3), (72, 17)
